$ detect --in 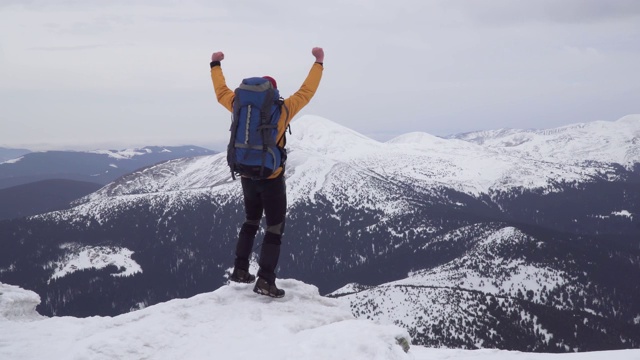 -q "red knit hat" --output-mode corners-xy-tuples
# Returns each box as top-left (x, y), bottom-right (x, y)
(262, 76), (277, 89)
